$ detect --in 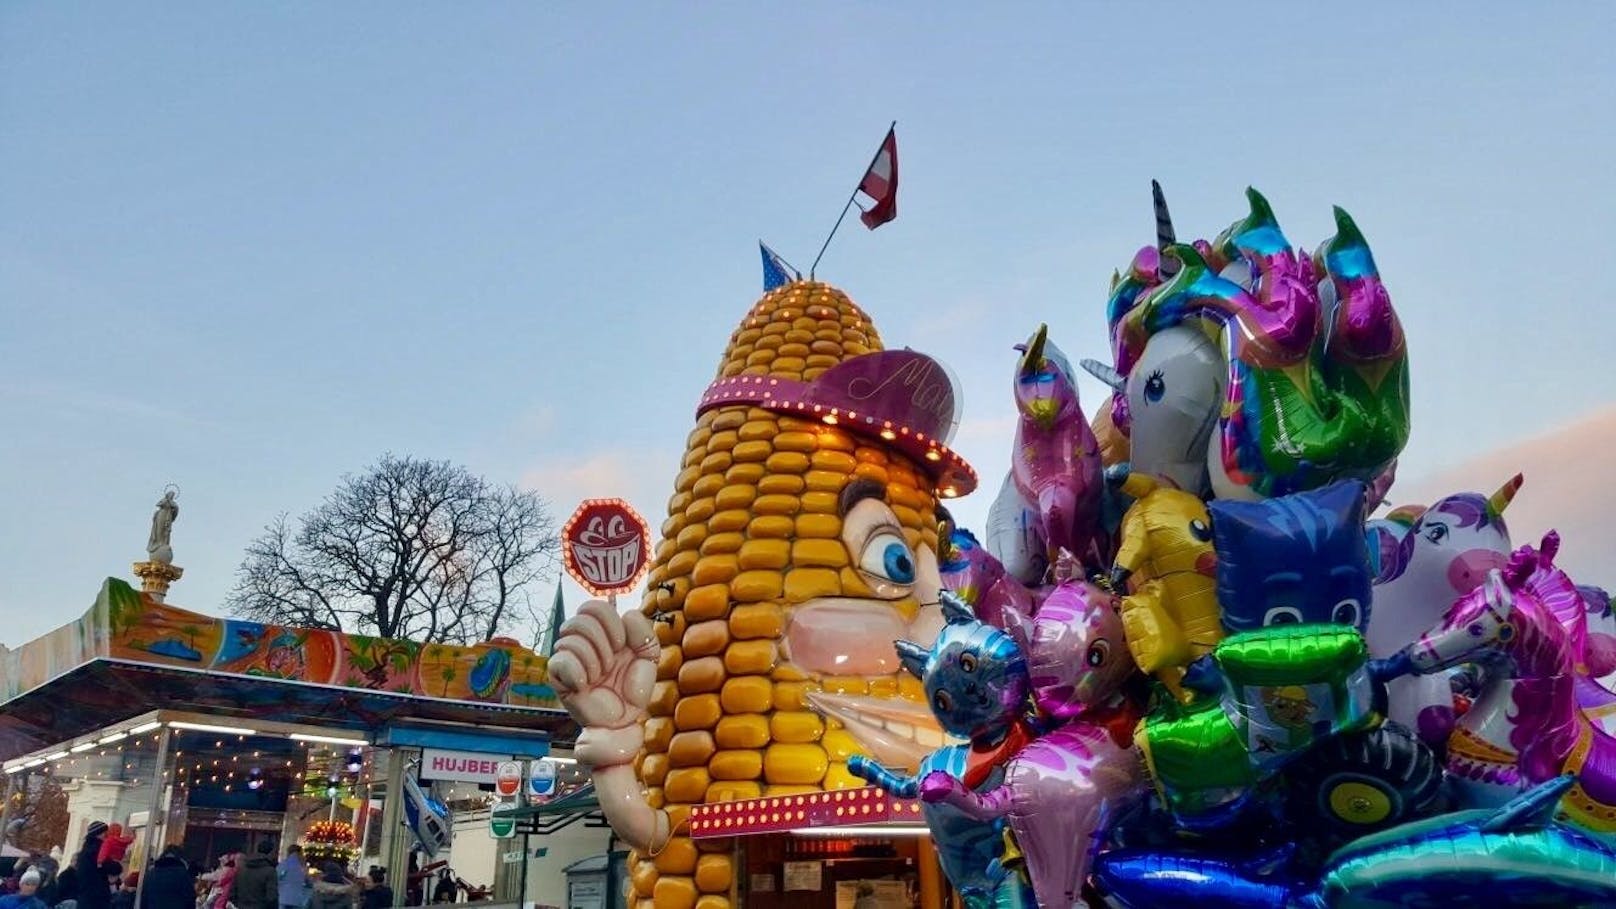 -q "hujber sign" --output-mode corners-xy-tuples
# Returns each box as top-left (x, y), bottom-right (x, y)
(562, 498), (651, 597)
(420, 749), (511, 785)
